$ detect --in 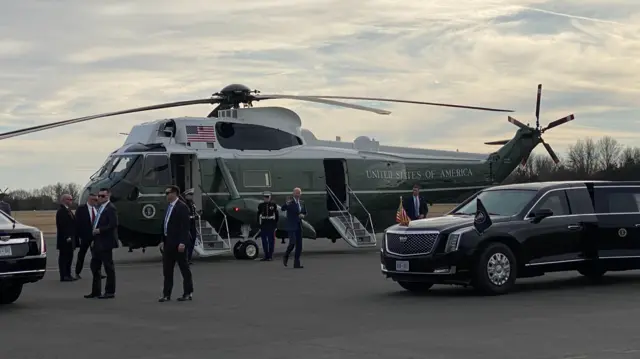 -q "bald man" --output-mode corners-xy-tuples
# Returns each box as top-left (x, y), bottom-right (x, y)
(56, 194), (79, 281)
(281, 187), (307, 268)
